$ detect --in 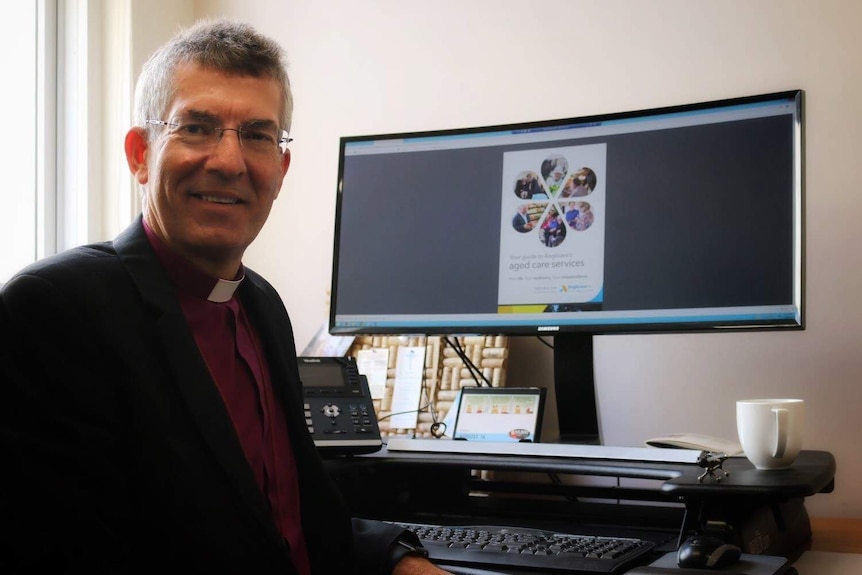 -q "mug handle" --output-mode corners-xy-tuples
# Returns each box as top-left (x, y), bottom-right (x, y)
(772, 407), (788, 458)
